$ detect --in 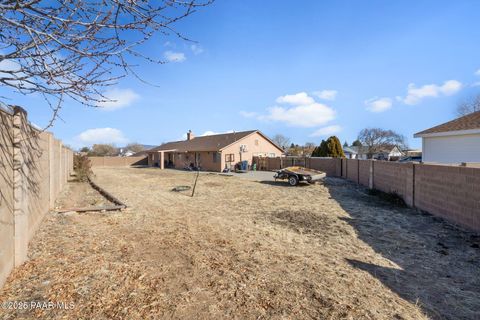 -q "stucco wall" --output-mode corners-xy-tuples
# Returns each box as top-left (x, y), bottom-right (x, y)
(0, 107), (73, 289)
(422, 134), (480, 164)
(221, 132), (283, 171)
(168, 151), (221, 172)
(0, 108), (14, 290)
